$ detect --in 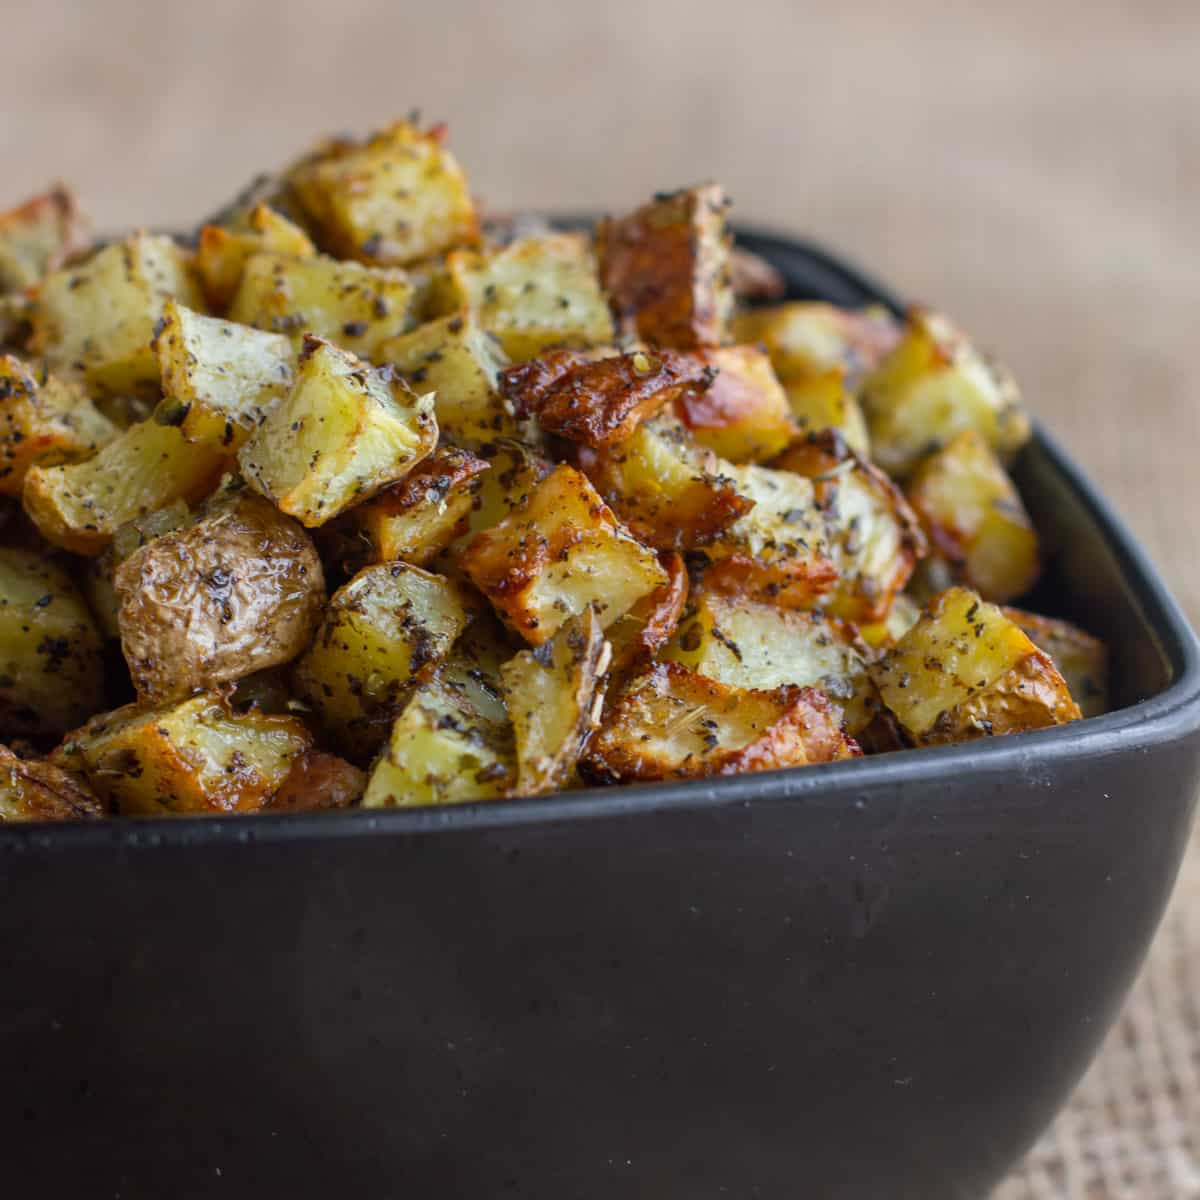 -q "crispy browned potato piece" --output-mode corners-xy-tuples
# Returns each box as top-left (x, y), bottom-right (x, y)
(583, 662), (860, 782)
(1002, 608), (1109, 719)
(604, 550), (689, 675)
(906, 428), (1039, 604)
(870, 587), (1080, 745)
(502, 347), (714, 447)
(729, 247), (786, 303)
(0, 355), (116, 496)
(0, 186), (90, 293)
(597, 184), (733, 349)
(674, 345), (796, 463)
(459, 463), (668, 645)
(577, 414), (752, 551)
(114, 488), (326, 704)
(289, 120), (480, 267)
(0, 744), (105, 822)
(501, 607), (609, 795)
(775, 431), (926, 623)
(347, 445), (489, 566)
(57, 694), (313, 816)
(264, 751), (365, 812)
(0, 546), (106, 740)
